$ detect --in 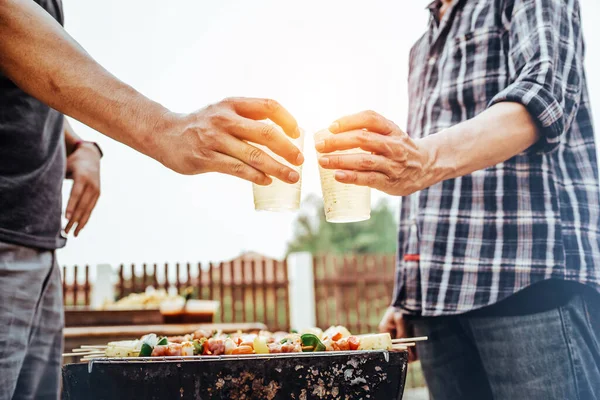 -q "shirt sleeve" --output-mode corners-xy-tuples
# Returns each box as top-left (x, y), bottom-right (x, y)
(488, 0), (584, 154)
